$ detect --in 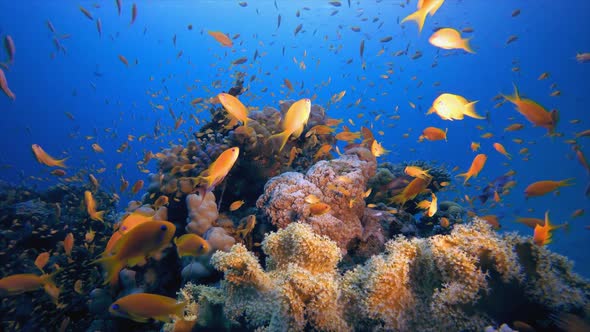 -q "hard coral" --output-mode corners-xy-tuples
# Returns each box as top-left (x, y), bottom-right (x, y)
(257, 148), (376, 251)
